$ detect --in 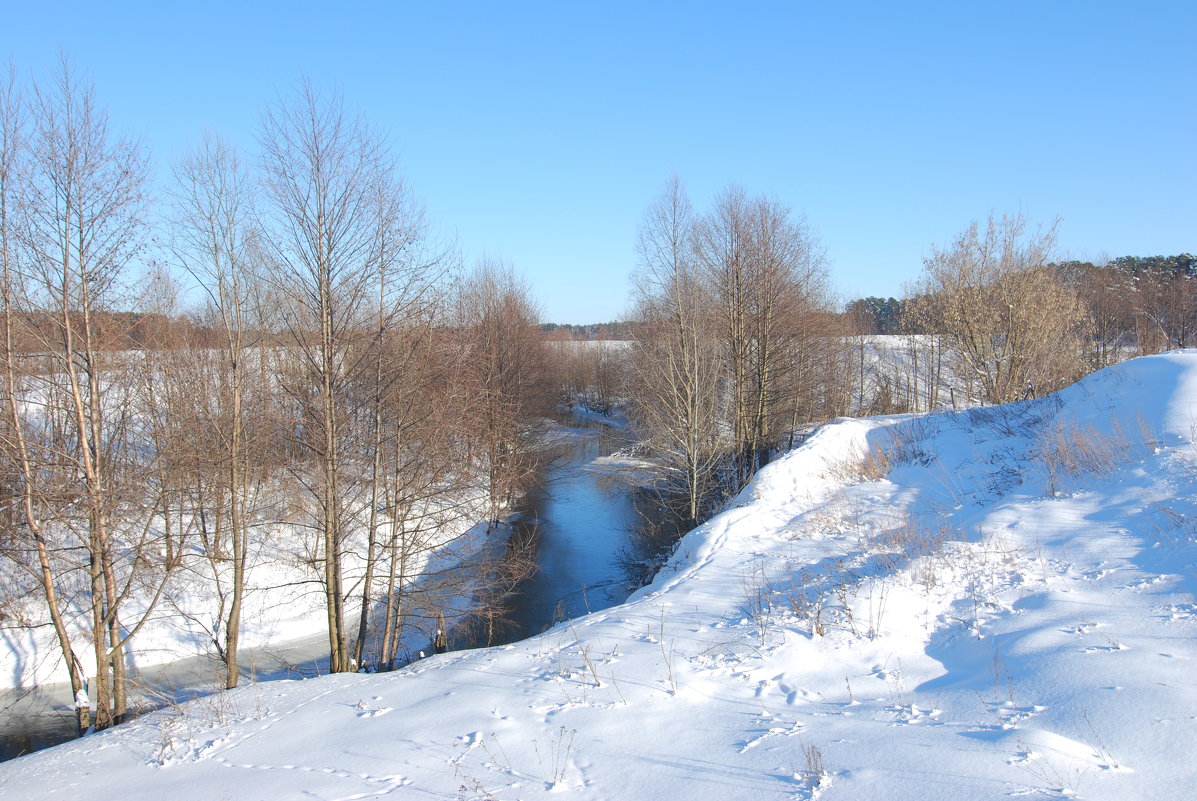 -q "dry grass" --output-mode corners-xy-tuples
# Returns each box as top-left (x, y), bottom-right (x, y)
(1035, 417), (1153, 497)
(1145, 501), (1197, 546)
(870, 517), (954, 567)
(856, 441), (891, 481)
(837, 420), (937, 484)
(801, 741), (828, 793)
